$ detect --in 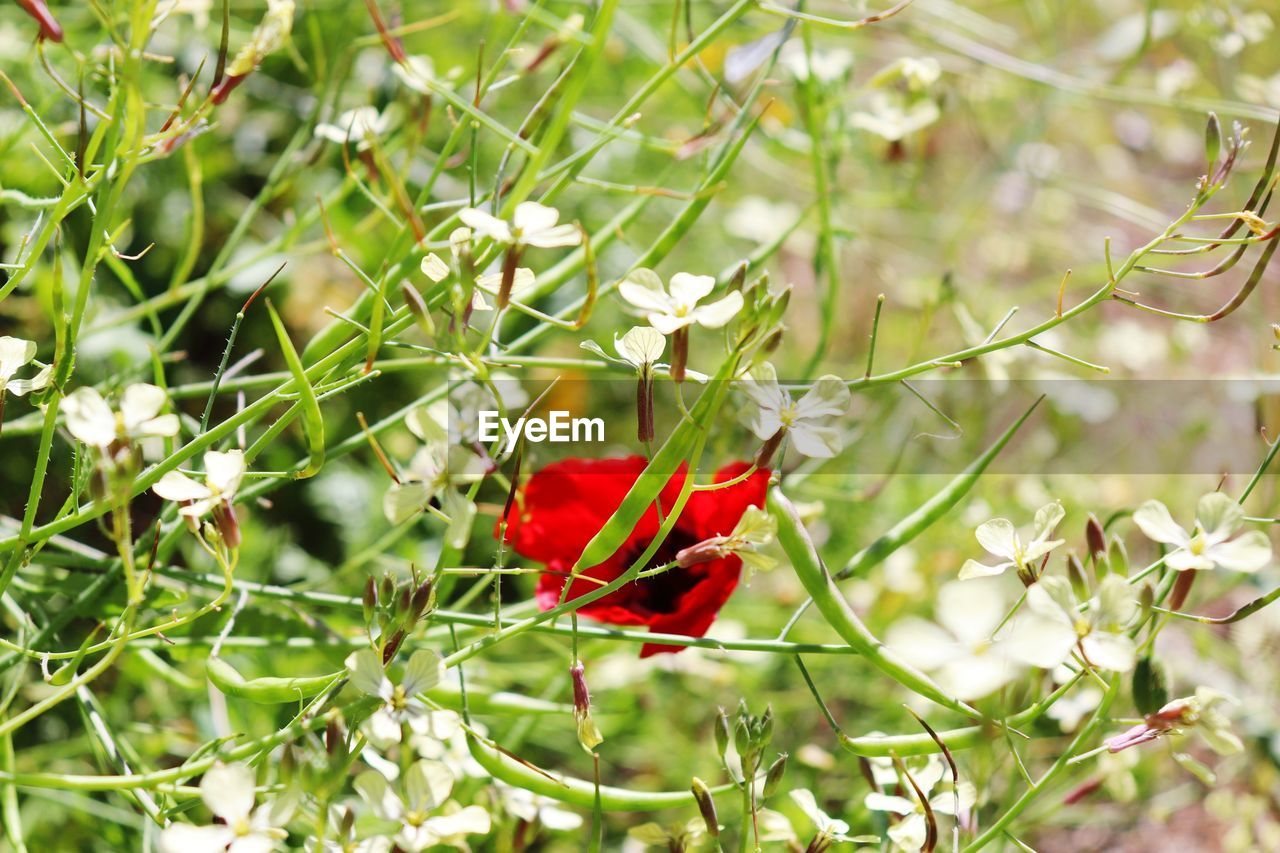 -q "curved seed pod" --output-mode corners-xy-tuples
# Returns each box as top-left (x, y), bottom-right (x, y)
(206, 657), (341, 705)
